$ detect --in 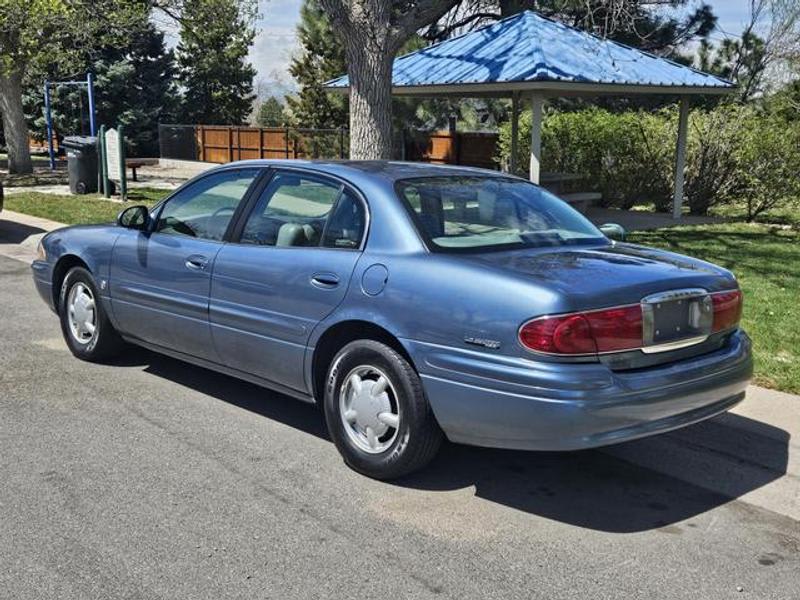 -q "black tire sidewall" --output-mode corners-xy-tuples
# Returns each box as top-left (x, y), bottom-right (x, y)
(324, 340), (439, 479)
(58, 267), (110, 360)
